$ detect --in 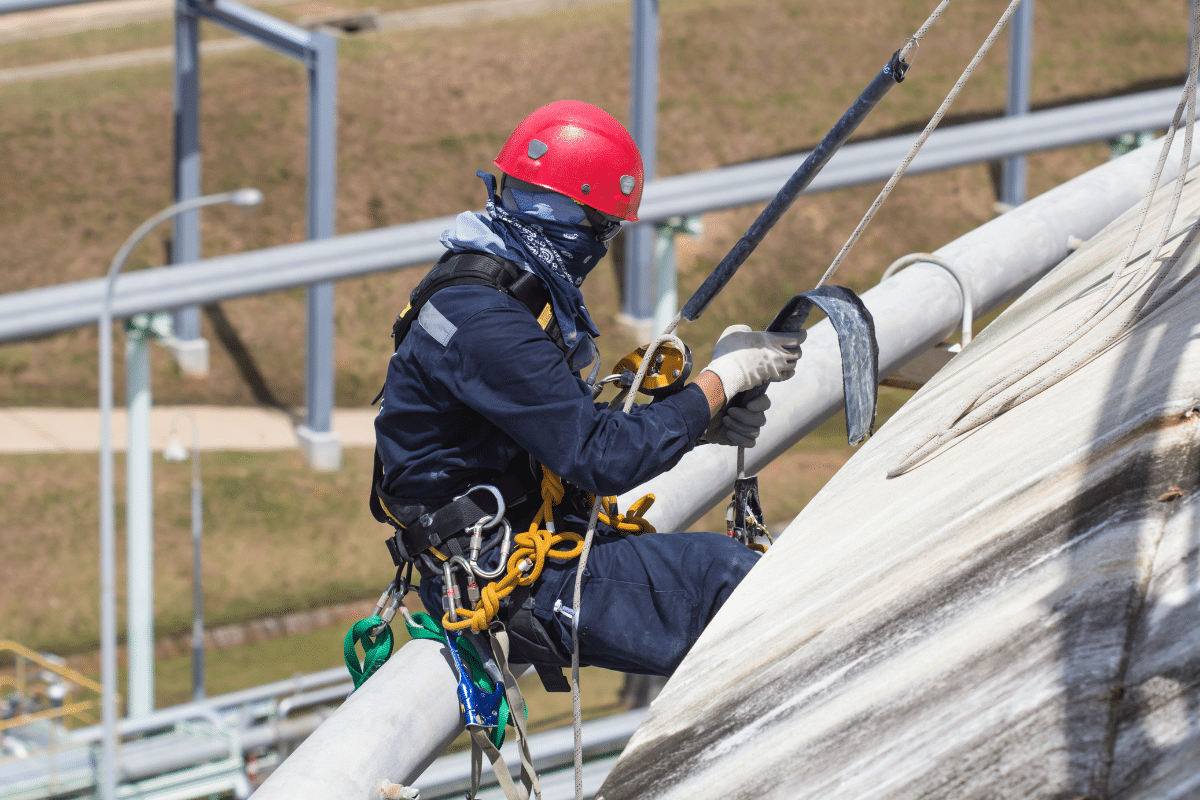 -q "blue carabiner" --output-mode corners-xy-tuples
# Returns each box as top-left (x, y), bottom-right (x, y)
(447, 631), (505, 731)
